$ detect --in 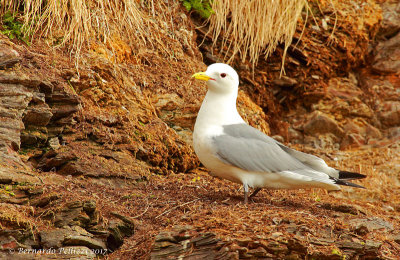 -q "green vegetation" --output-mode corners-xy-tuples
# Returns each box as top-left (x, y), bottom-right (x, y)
(1, 11), (30, 44)
(181, 0), (213, 19)
(0, 185), (15, 197)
